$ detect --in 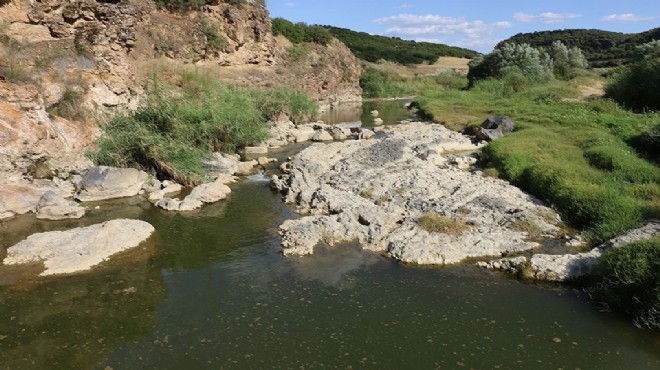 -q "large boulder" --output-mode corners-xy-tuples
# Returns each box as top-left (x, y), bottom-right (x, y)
(35, 190), (85, 220)
(0, 182), (61, 219)
(475, 116), (515, 142)
(75, 166), (148, 202)
(3, 219), (155, 276)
